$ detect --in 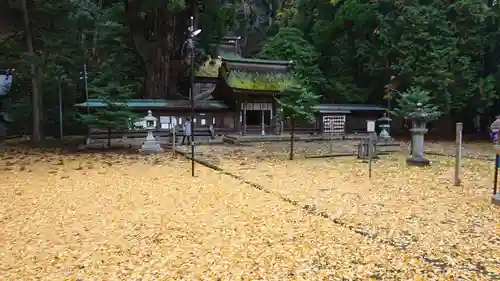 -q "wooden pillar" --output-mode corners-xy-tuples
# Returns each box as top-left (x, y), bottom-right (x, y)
(235, 101), (241, 134)
(320, 114), (324, 135)
(242, 100), (247, 135)
(271, 100), (277, 134)
(261, 108), (265, 135)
